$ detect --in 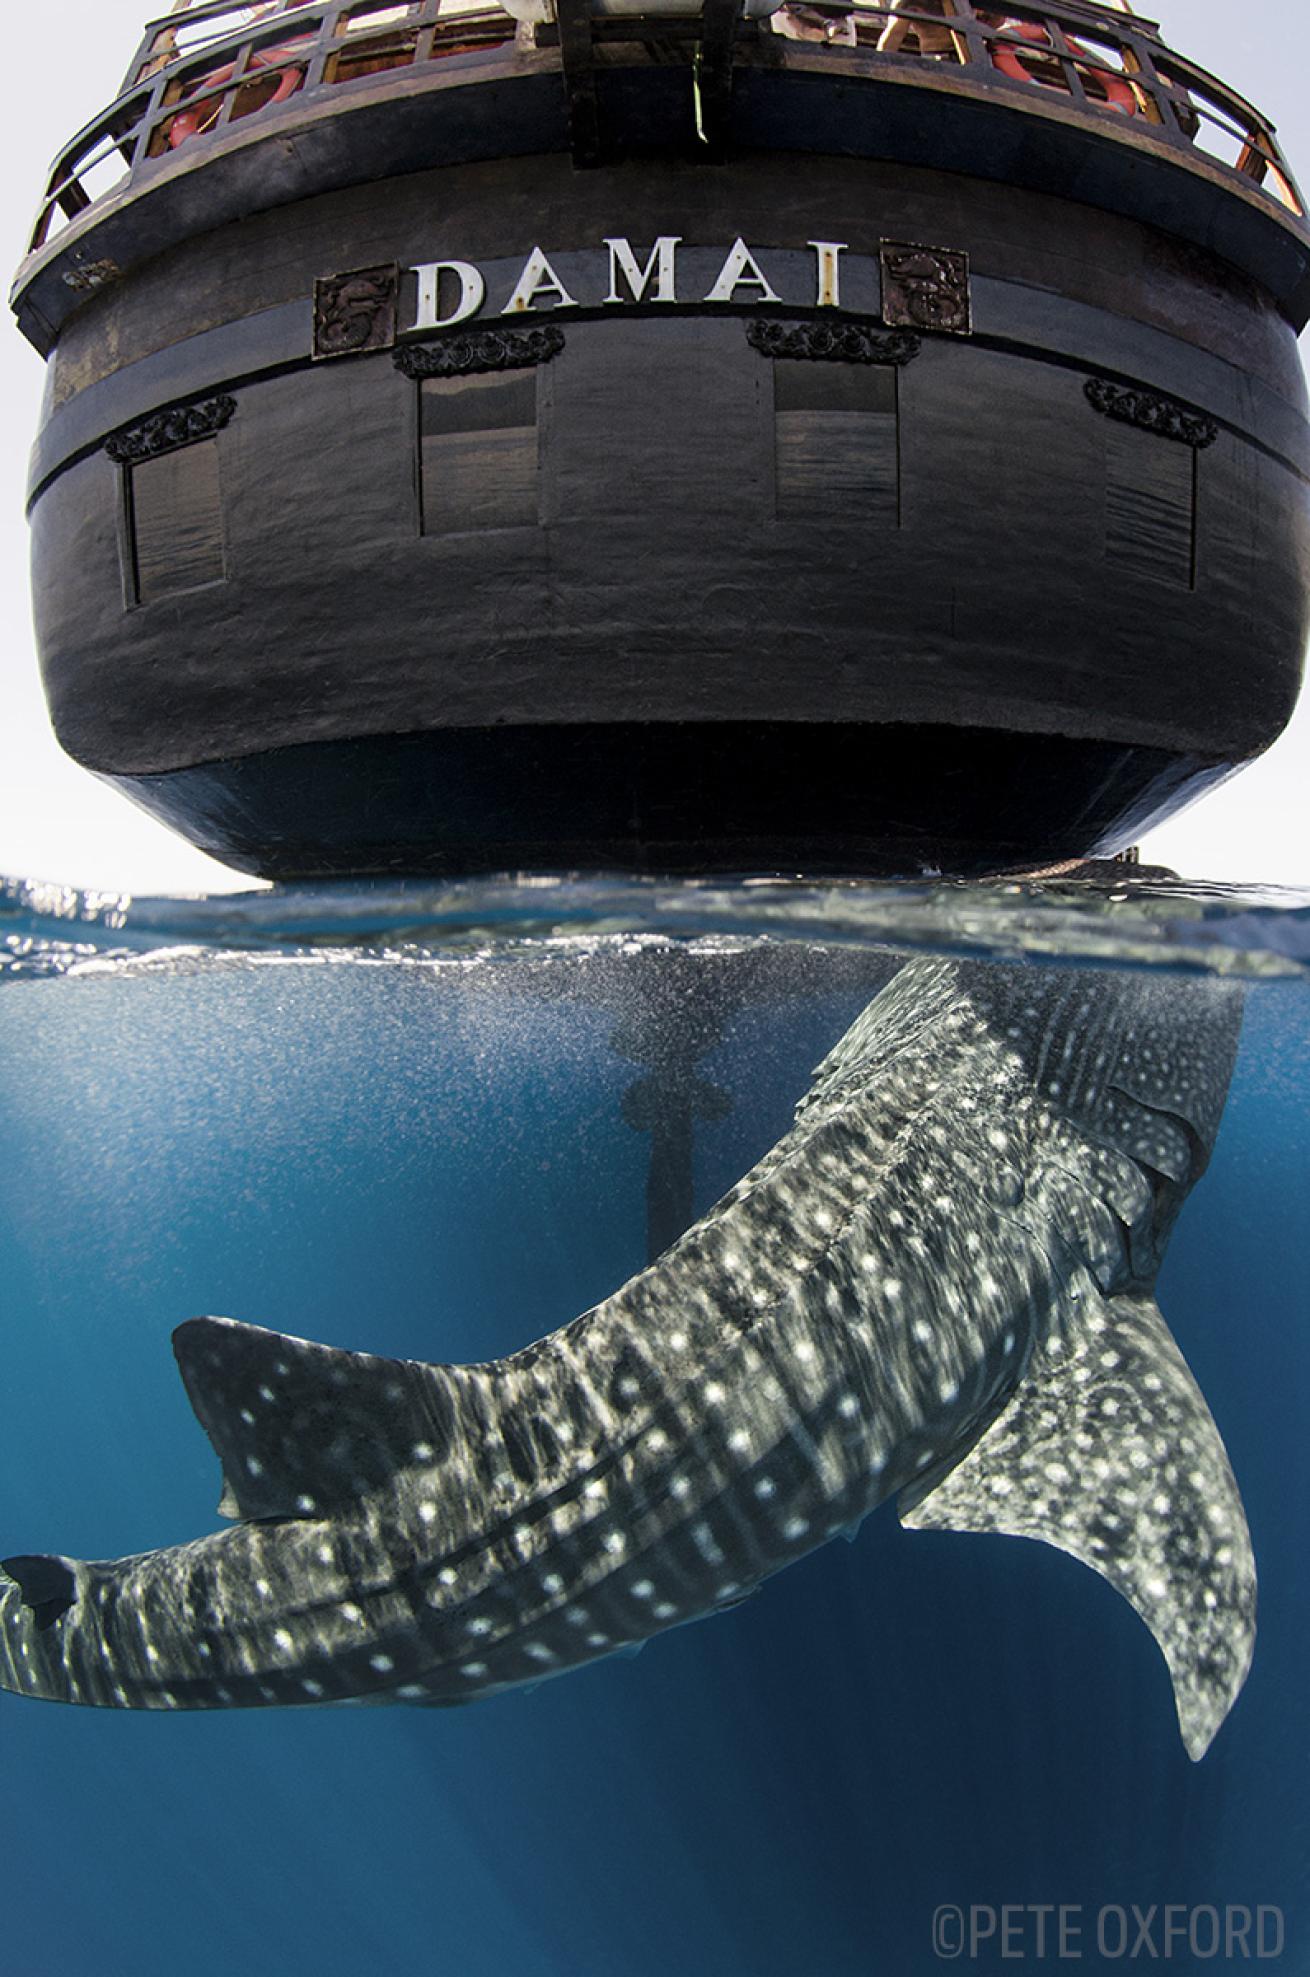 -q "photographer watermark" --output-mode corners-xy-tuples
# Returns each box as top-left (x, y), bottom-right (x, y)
(931, 1903), (1286, 1961)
